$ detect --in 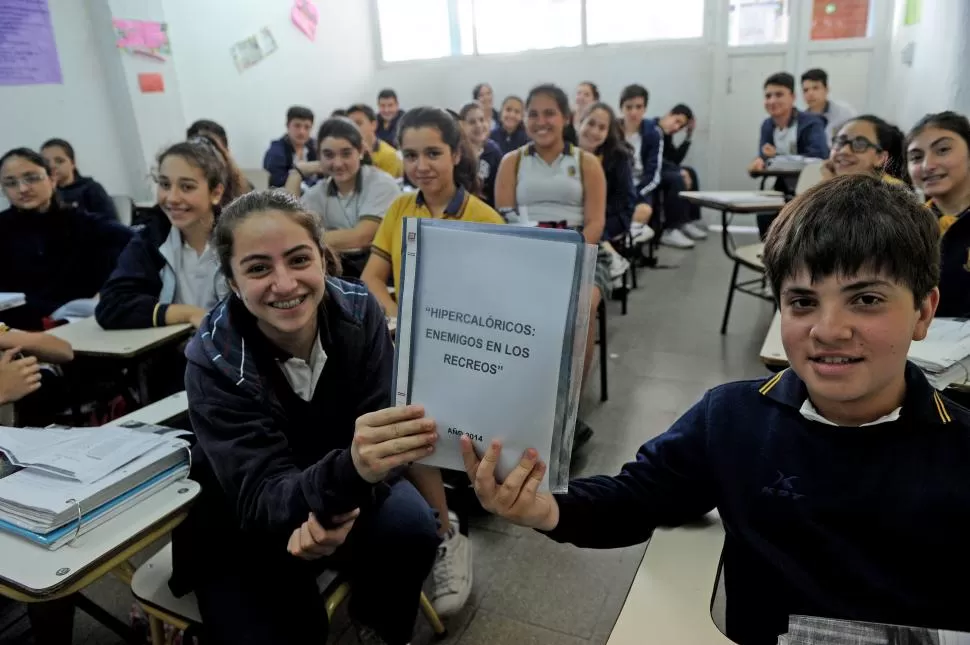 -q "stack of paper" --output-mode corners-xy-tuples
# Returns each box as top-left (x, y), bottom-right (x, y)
(0, 426), (189, 549)
(394, 219), (596, 493)
(780, 615), (970, 644)
(908, 318), (970, 389)
(0, 293), (25, 313)
(767, 155), (823, 171)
